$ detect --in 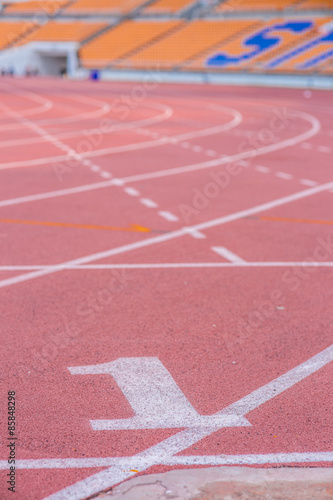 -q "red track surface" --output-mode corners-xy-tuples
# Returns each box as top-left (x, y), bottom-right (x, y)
(0, 78), (332, 500)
